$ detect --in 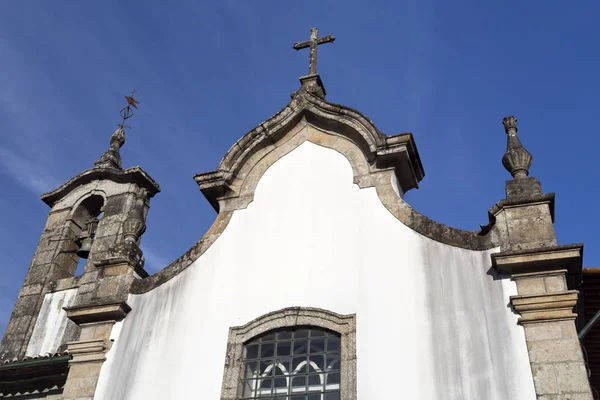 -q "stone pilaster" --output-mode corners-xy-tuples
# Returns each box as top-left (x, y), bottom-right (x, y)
(493, 247), (592, 399)
(61, 291), (132, 399)
(61, 324), (113, 400)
